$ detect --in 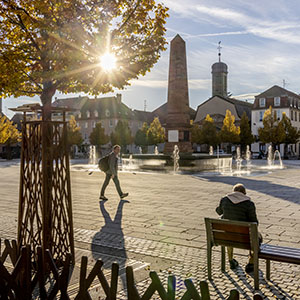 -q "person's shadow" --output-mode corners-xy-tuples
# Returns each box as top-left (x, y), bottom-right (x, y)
(91, 199), (129, 289)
